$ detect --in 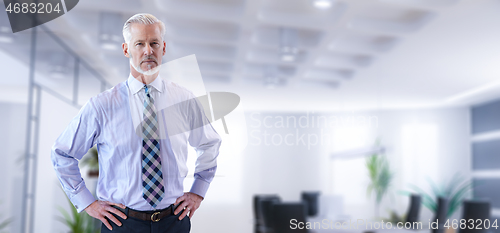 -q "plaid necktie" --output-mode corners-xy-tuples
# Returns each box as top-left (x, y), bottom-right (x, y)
(141, 85), (164, 208)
